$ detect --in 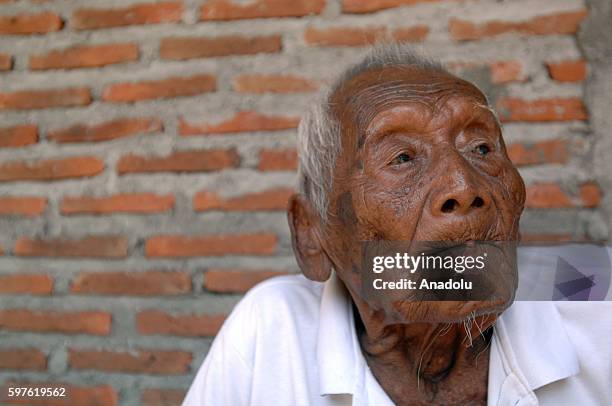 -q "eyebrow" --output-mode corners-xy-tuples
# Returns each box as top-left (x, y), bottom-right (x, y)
(472, 102), (502, 129)
(361, 101), (501, 150)
(362, 104), (432, 145)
